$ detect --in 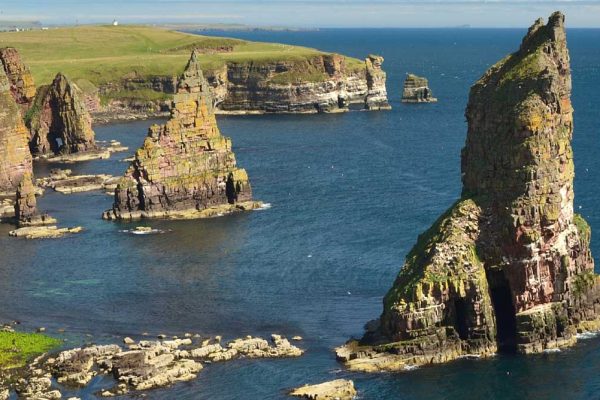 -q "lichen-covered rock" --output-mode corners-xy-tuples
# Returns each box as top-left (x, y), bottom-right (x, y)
(28, 73), (97, 156)
(0, 65), (32, 195)
(365, 55), (391, 110)
(103, 50), (258, 220)
(338, 12), (600, 372)
(401, 74), (437, 103)
(0, 47), (36, 113)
